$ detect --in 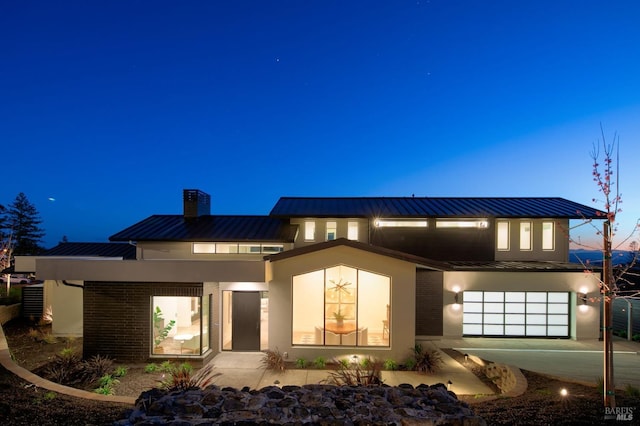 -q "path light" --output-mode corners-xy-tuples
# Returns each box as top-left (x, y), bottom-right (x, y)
(447, 380), (453, 390)
(560, 388), (568, 397)
(274, 380), (281, 388)
(464, 353), (469, 362)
